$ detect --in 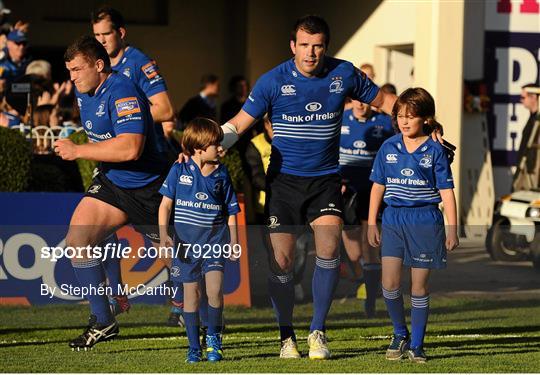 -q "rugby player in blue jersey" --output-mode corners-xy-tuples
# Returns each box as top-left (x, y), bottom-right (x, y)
(368, 88), (458, 363)
(159, 118), (239, 363)
(91, 7), (174, 124)
(339, 100), (394, 318)
(91, 7), (177, 319)
(178, 15), (400, 359)
(55, 36), (169, 350)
